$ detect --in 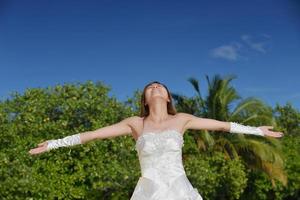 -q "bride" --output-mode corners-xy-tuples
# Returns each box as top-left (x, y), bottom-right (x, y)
(29, 81), (284, 199)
